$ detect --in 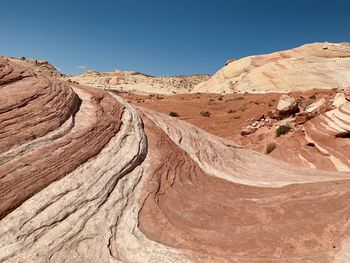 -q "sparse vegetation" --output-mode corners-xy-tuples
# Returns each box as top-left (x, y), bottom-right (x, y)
(228, 109), (236, 114)
(200, 111), (211, 117)
(254, 101), (260, 105)
(169, 111), (179, 117)
(268, 101), (273, 107)
(309, 94), (316, 100)
(276, 124), (291, 137)
(240, 107), (246, 112)
(234, 96), (244, 101)
(266, 142), (277, 154)
(218, 96), (223, 101)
